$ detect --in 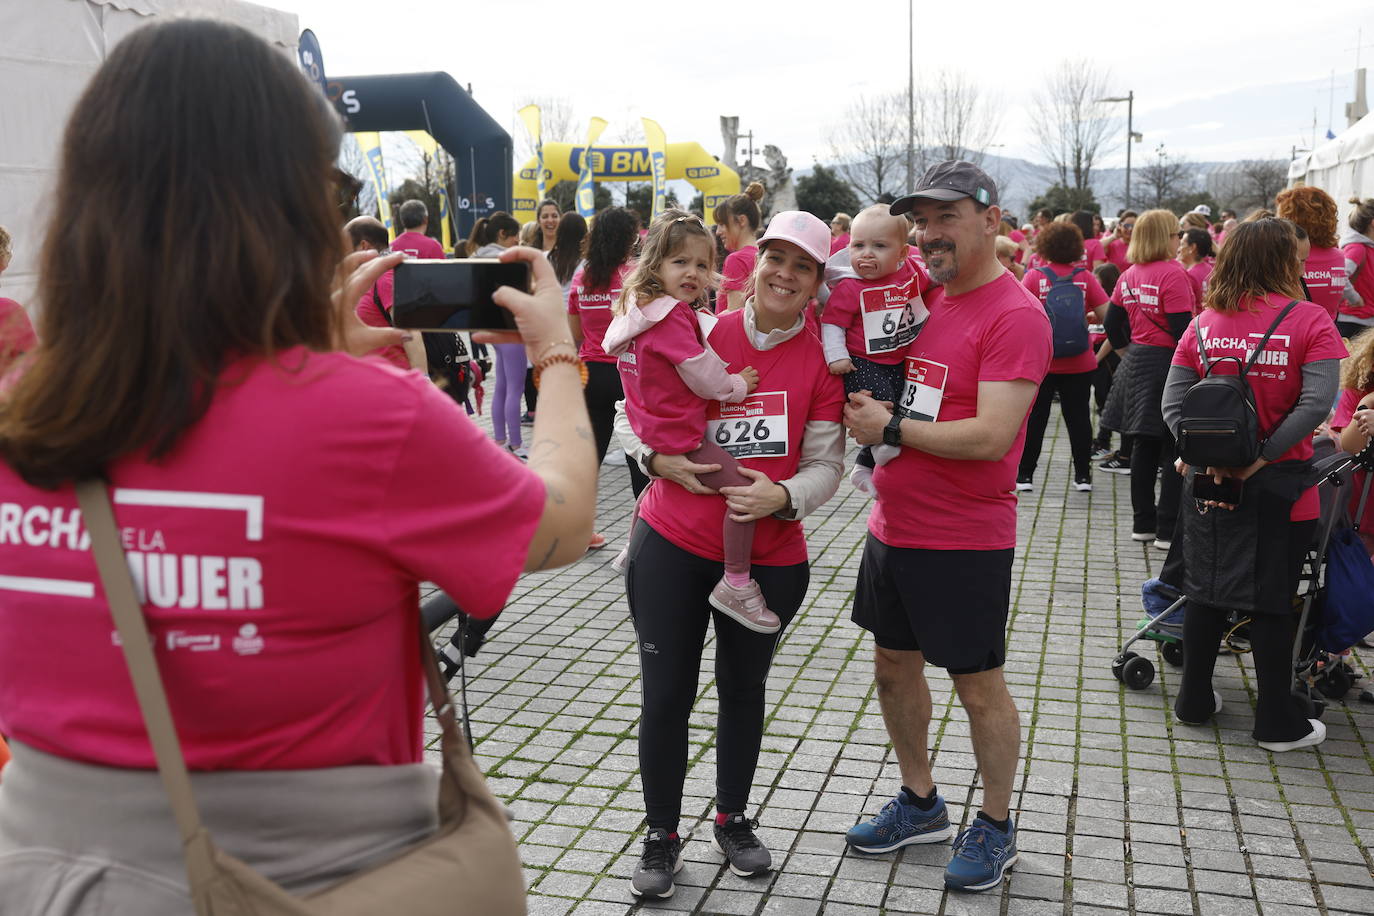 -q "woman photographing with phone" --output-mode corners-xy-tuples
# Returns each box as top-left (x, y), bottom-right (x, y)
(1162, 218), (1344, 752)
(0, 19), (595, 913)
